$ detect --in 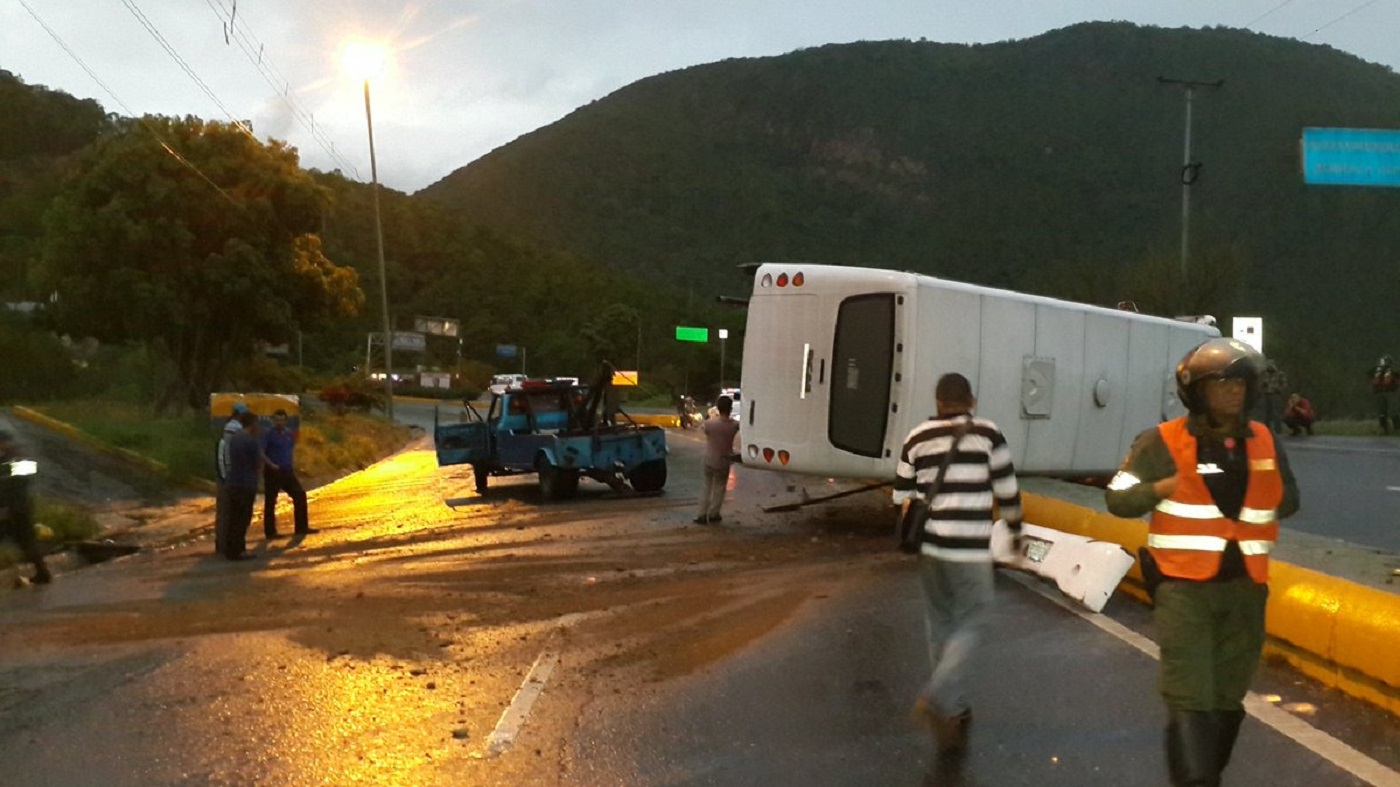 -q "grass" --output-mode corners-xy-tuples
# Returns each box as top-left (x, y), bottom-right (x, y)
(2, 400), (410, 571)
(0, 497), (101, 569)
(31, 399), (411, 487)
